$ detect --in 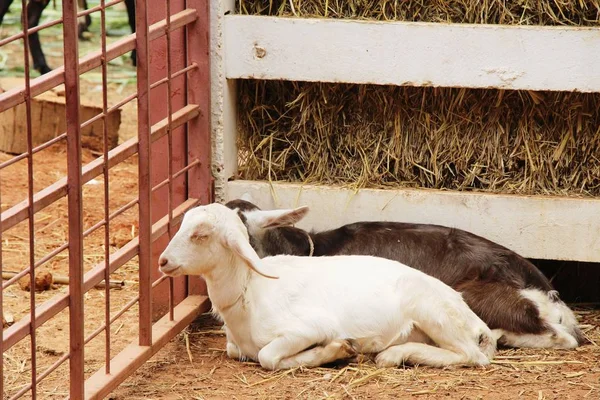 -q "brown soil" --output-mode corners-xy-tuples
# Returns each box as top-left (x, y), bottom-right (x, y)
(1, 70), (141, 398)
(110, 312), (600, 400)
